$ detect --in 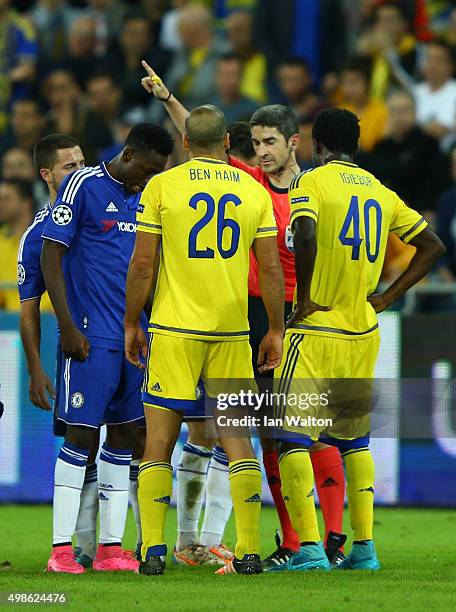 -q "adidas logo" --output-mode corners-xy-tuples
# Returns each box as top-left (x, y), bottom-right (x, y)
(153, 495), (170, 504)
(359, 486), (374, 494)
(306, 490), (314, 498)
(151, 382), (162, 392)
(244, 493), (261, 503)
(105, 202), (118, 212)
(321, 477), (338, 488)
(99, 492), (109, 501)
